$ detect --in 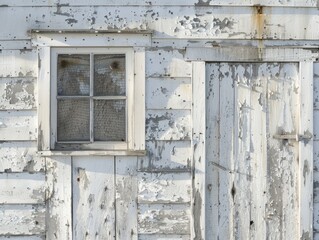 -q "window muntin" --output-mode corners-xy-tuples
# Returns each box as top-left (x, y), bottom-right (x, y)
(51, 48), (134, 150)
